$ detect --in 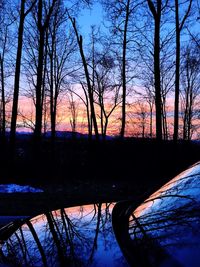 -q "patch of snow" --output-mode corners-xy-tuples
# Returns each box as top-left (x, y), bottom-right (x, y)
(0, 184), (43, 193)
